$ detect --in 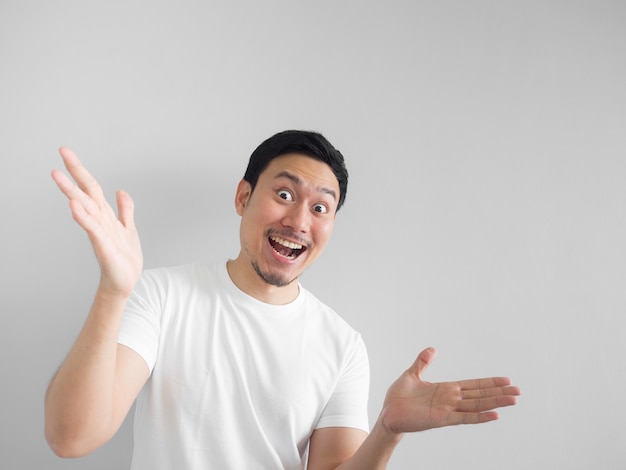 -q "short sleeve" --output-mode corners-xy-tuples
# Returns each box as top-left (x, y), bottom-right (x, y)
(117, 270), (162, 372)
(315, 335), (370, 433)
